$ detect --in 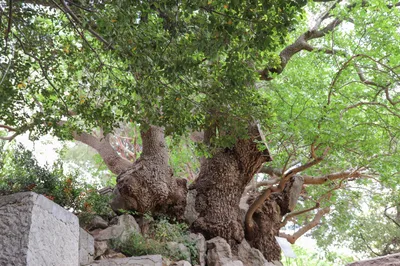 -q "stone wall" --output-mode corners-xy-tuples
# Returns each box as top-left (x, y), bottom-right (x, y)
(0, 192), (80, 266)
